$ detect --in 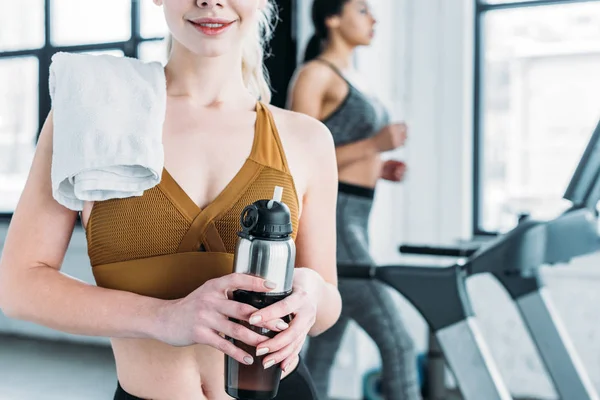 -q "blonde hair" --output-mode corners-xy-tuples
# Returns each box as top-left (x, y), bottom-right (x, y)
(165, 2), (276, 103)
